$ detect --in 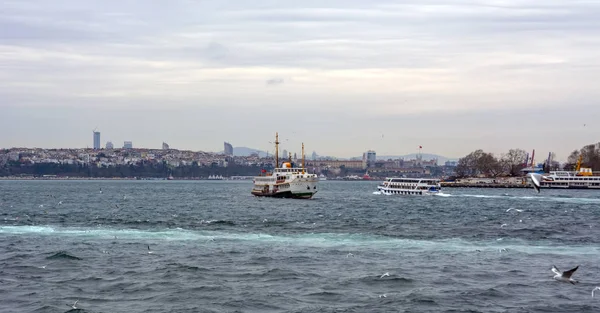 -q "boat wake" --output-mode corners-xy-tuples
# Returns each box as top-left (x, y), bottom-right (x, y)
(2, 225), (598, 255)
